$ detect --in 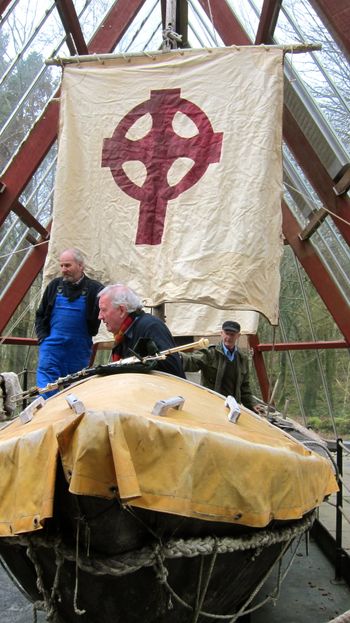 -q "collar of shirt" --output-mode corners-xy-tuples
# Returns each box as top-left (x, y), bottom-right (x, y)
(222, 344), (237, 362)
(72, 273), (85, 286)
(124, 315), (140, 340)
